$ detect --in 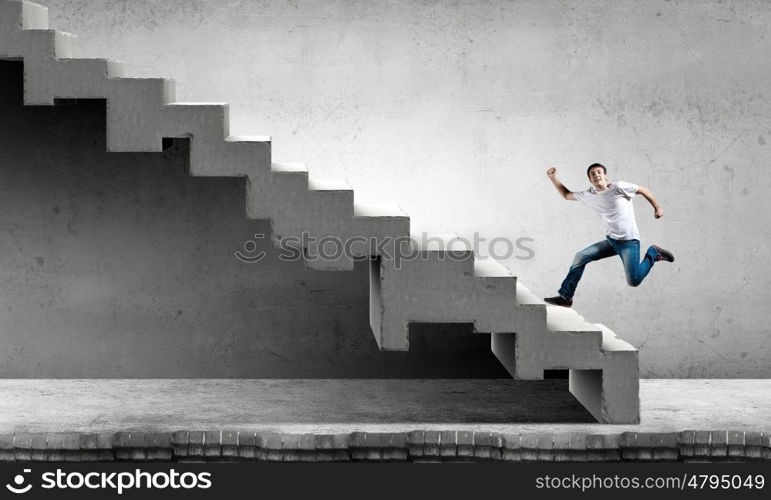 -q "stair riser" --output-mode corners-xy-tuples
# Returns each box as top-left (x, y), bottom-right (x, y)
(0, 1), (47, 31)
(0, 29), (72, 64)
(189, 140), (270, 177)
(570, 352), (640, 424)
